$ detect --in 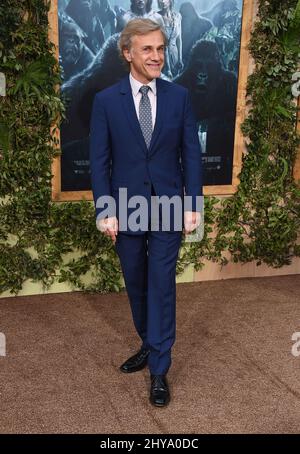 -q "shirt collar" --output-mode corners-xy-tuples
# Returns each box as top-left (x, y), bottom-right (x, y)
(129, 73), (157, 97)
